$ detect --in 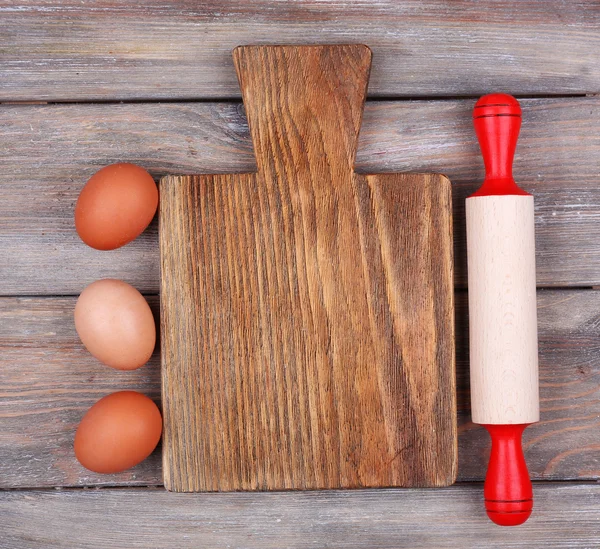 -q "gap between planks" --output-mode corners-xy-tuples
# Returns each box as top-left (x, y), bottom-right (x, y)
(2, 286), (597, 300)
(0, 93), (591, 106)
(1, 479), (596, 493)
